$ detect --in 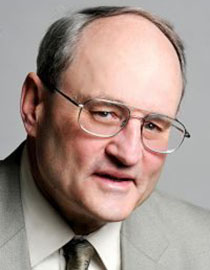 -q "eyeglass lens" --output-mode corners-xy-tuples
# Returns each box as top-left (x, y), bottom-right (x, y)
(142, 114), (185, 153)
(79, 99), (129, 136)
